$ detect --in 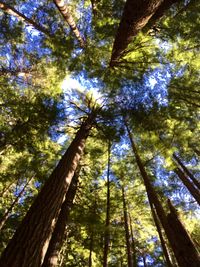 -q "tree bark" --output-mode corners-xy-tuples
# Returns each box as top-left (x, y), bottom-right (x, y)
(0, 1), (51, 37)
(53, 0), (85, 47)
(167, 199), (200, 267)
(110, 0), (164, 66)
(121, 185), (133, 267)
(129, 213), (137, 267)
(0, 114), (96, 267)
(175, 168), (200, 206)
(91, 0), (98, 16)
(142, 255), (148, 267)
(149, 202), (173, 267)
(0, 177), (33, 231)
(42, 170), (79, 267)
(173, 153), (200, 190)
(0, 181), (15, 199)
(103, 142), (111, 267)
(124, 118), (200, 267)
(193, 148), (200, 157)
(88, 231), (94, 267)
(144, 0), (181, 29)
